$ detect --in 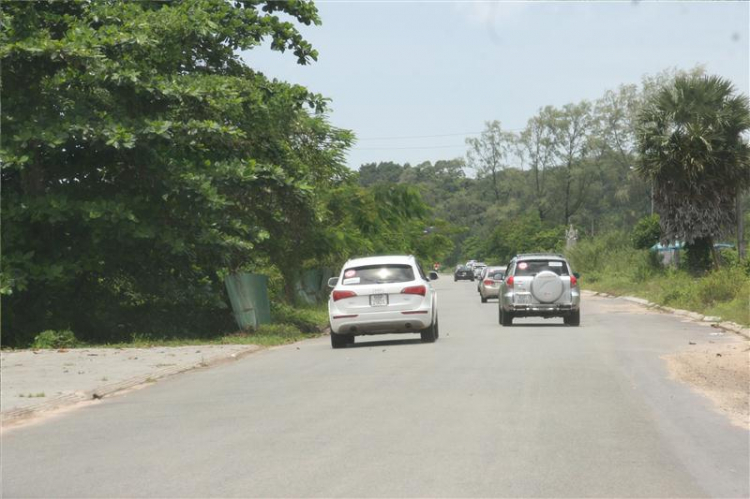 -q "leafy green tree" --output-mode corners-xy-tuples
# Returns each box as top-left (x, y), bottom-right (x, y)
(0, 0), (349, 345)
(358, 162), (405, 186)
(636, 75), (750, 273)
(466, 121), (516, 202)
(553, 102), (594, 224)
(631, 214), (661, 250)
(484, 214), (565, 264)
(518, 107), (557, 221)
